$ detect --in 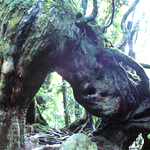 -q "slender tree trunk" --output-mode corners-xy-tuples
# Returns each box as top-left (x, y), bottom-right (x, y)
(62, 78), (69, 126)
(75, 102), (80, 120)
(89, 113), (95, 132)
(85, 111), (95, 132)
